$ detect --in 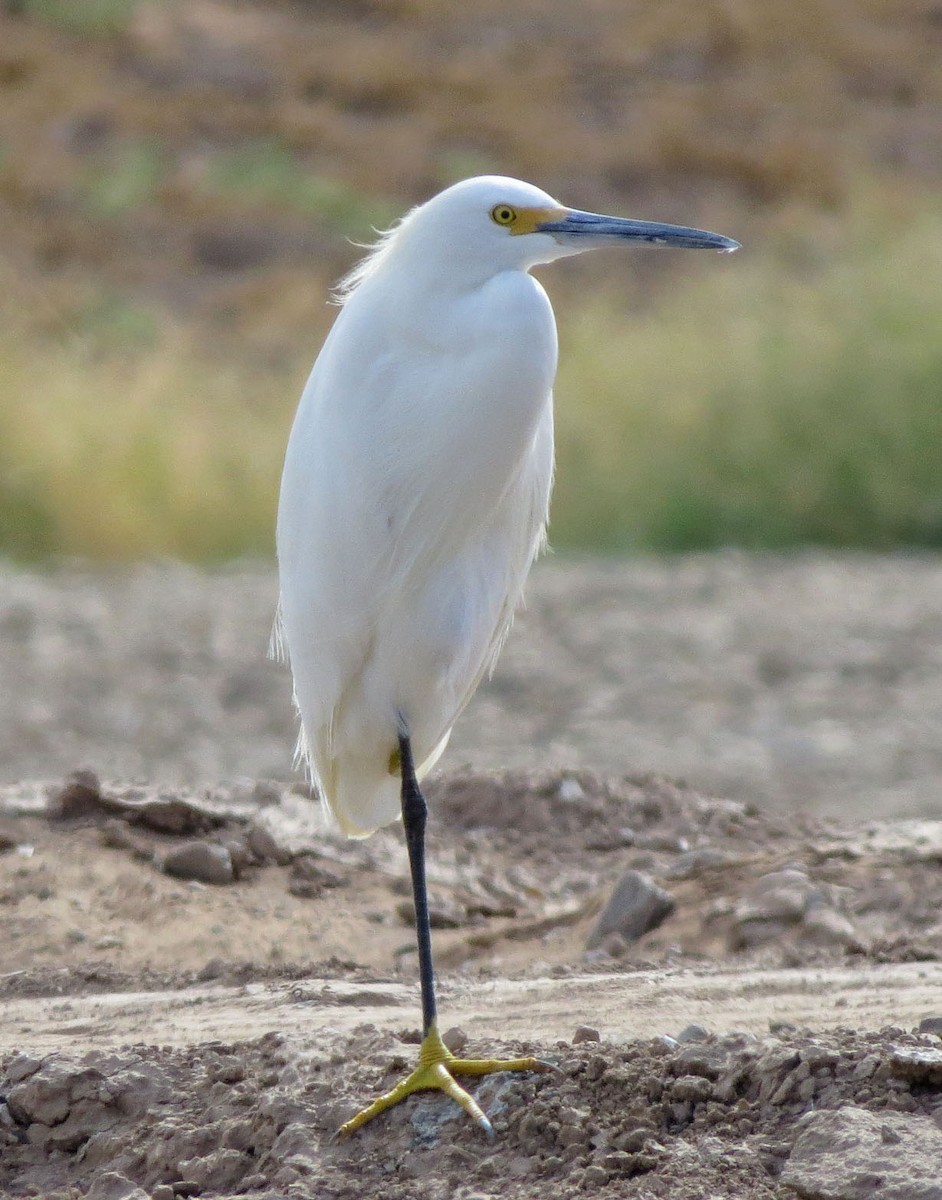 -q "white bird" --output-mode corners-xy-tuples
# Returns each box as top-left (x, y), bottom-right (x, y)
(275, 175), (738, 1136)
